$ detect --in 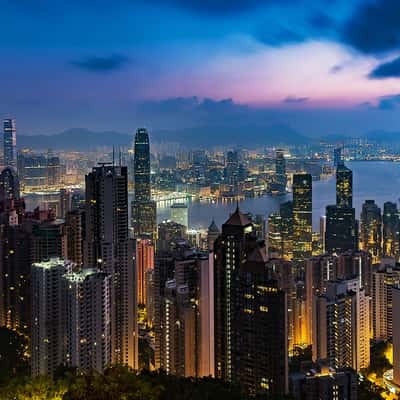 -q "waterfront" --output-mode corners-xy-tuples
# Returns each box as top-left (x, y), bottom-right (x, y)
(158, 161), (400, 231)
